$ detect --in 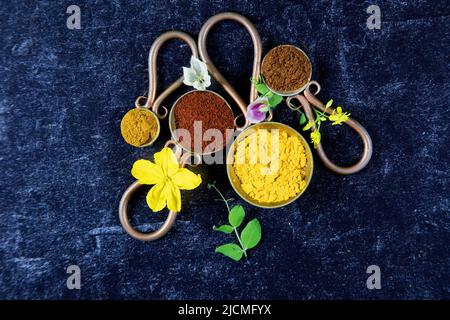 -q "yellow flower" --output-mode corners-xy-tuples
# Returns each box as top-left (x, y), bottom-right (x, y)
(131, 147), (202, 212)
(310, 130), (321, 149)
(329, 106), (350, 125)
